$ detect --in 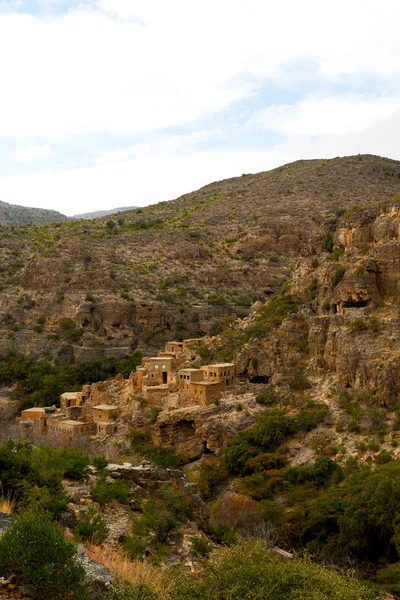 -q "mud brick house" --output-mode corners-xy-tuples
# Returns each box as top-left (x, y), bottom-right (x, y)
(164, 341), (184, 356)
(189, 381), (223, 404)
(178, 368), (205, 393)
(202, 363), (235, 385)
(60, 391), (82, 411)
(47, 420), (96, 437)
(91, 405), (119, 422)
(21, 407), (47, 420)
